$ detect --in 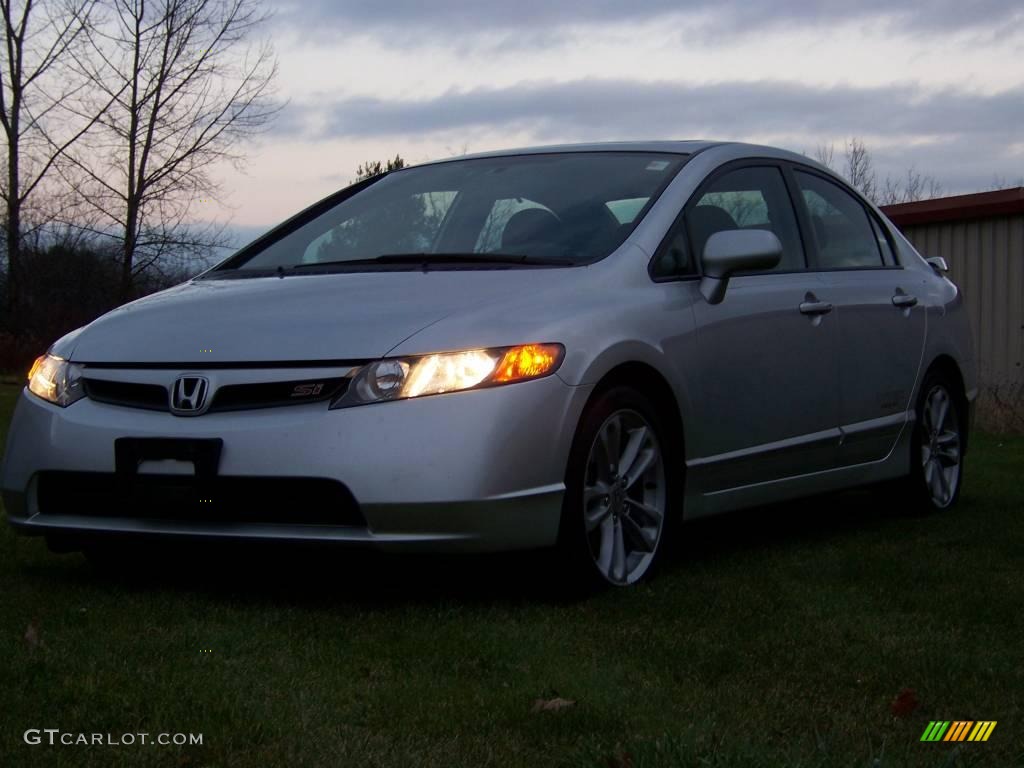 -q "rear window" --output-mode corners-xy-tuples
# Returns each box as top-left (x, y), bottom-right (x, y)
(795, 171), (885, 269)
